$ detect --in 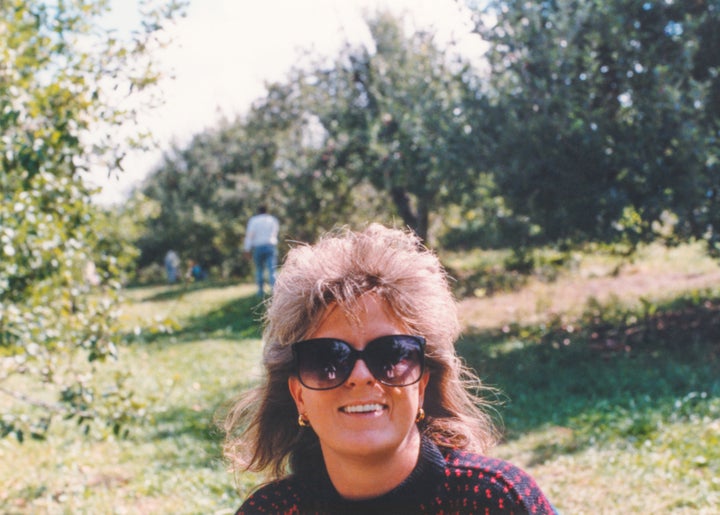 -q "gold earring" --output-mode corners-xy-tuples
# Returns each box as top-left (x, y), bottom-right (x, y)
(415, 408), (425, 423)
(298, 414), (310, 427)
